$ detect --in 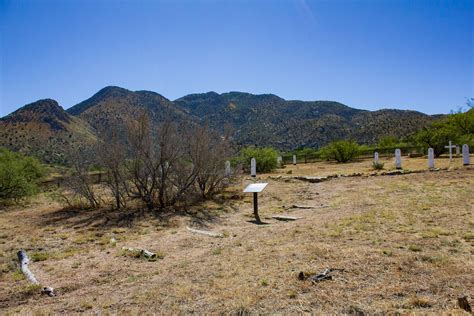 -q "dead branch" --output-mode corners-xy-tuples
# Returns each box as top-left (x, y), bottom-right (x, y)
(17, 250), (55, 296)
